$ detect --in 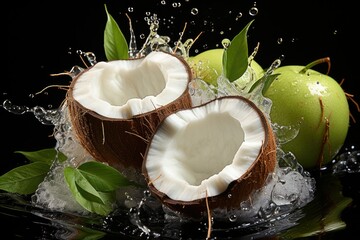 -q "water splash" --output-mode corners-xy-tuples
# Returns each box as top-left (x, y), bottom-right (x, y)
(76, 50), (97, 67)
(30, 105), (95, 214)
(127, 13), (198, 59)
(2, 99), (62, 125)
(137, 14), (173, 56)
(272, 121), (302, 145)
(188, 78), (217, 106)
(126, 13), (139, 58)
